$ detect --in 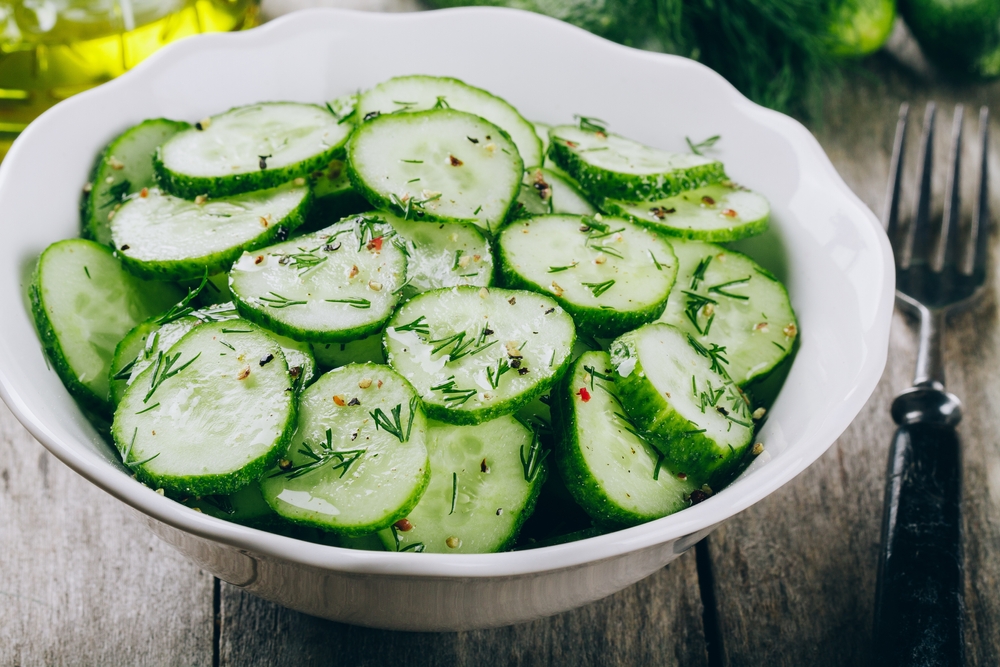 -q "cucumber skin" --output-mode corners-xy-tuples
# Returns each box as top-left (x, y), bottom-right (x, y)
(609, 328), (750, 487)
(550, 354), (673, 528)
(81, 118), (191, 245)
(113, 328), (298, 497)
(548, 138), (727, 202)
(345, 110), (523, 233)
(109, 320), (159, 406)
(154, 134), (344, 201)
(601, 200), (769, 243)
(496, 236), (673, 339)
(116, 188), (313, 282)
